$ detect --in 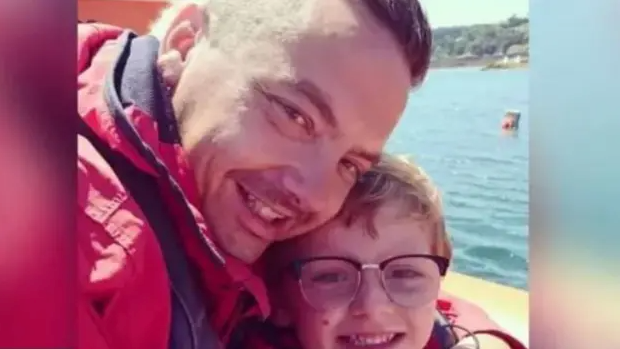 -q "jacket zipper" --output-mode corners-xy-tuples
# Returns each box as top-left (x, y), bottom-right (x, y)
(222, 289), (250, 343)
(170, 282), (199, 349)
